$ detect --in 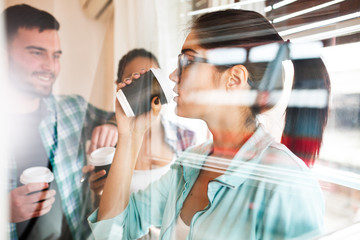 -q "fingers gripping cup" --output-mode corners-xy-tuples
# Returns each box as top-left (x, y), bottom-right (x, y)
(20, 167), (54, 196)
(89, 147), (115, 181)
(19, 167), (54, 235)
(20, 167), (54, 185)
(116, 68), (175, 117)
